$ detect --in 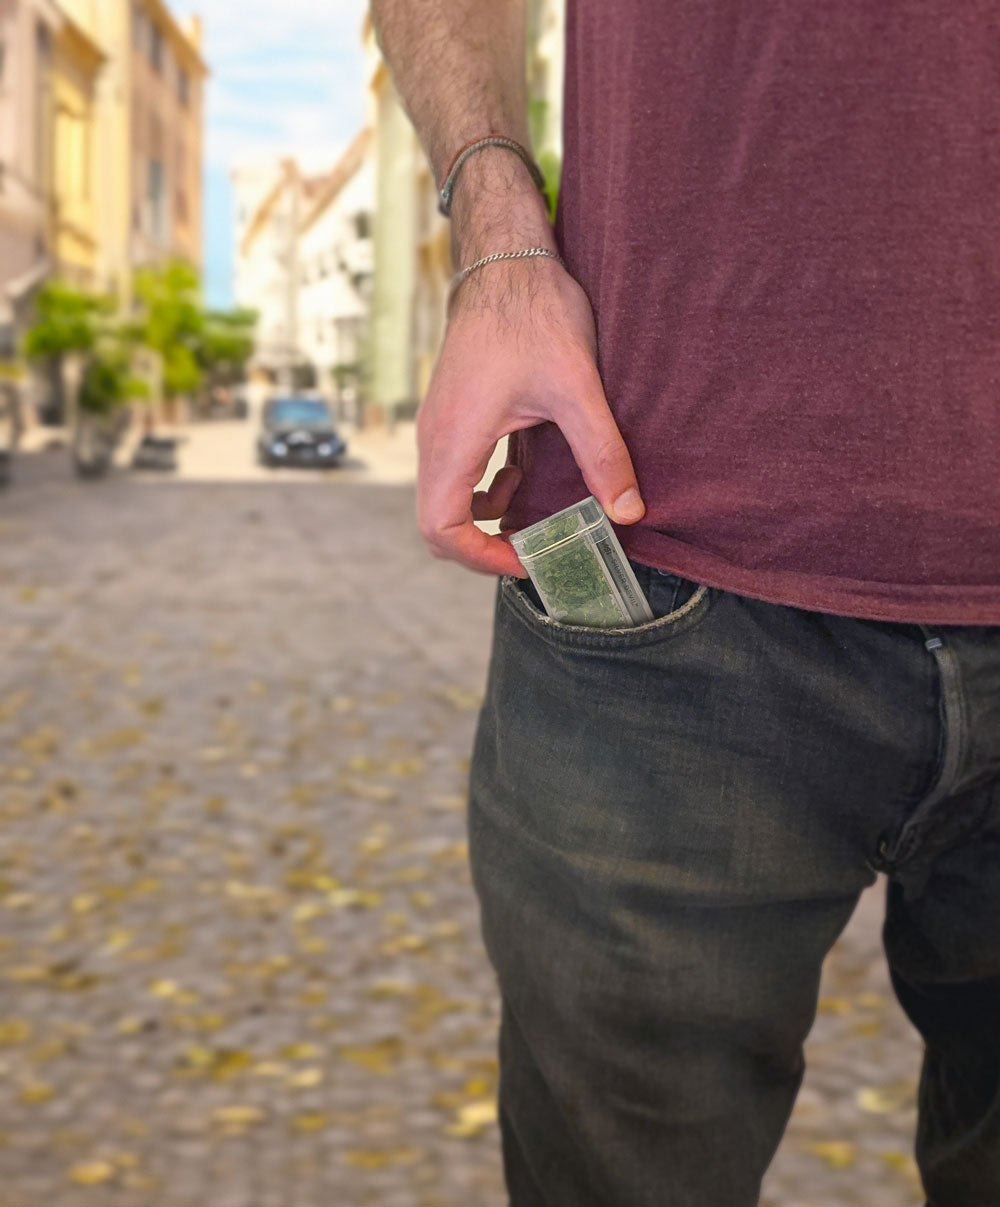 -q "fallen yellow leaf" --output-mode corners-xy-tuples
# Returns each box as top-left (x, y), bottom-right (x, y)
(19, 1081), (55, 1105)
(69, 1160), (117, 1185)
(293, 1112), (329, 1131)
(857, 1086), (907, 1114)
(278, 1042), (320, 1061)
(339, 1038), (402, 1076)
(445, 1099), (498, 1138)
(343, 1147), (421, 1169)
(287, 1067), (323, 1089)
(212, 1105), (265, 1127)
(804, 1141), (857, 1169)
